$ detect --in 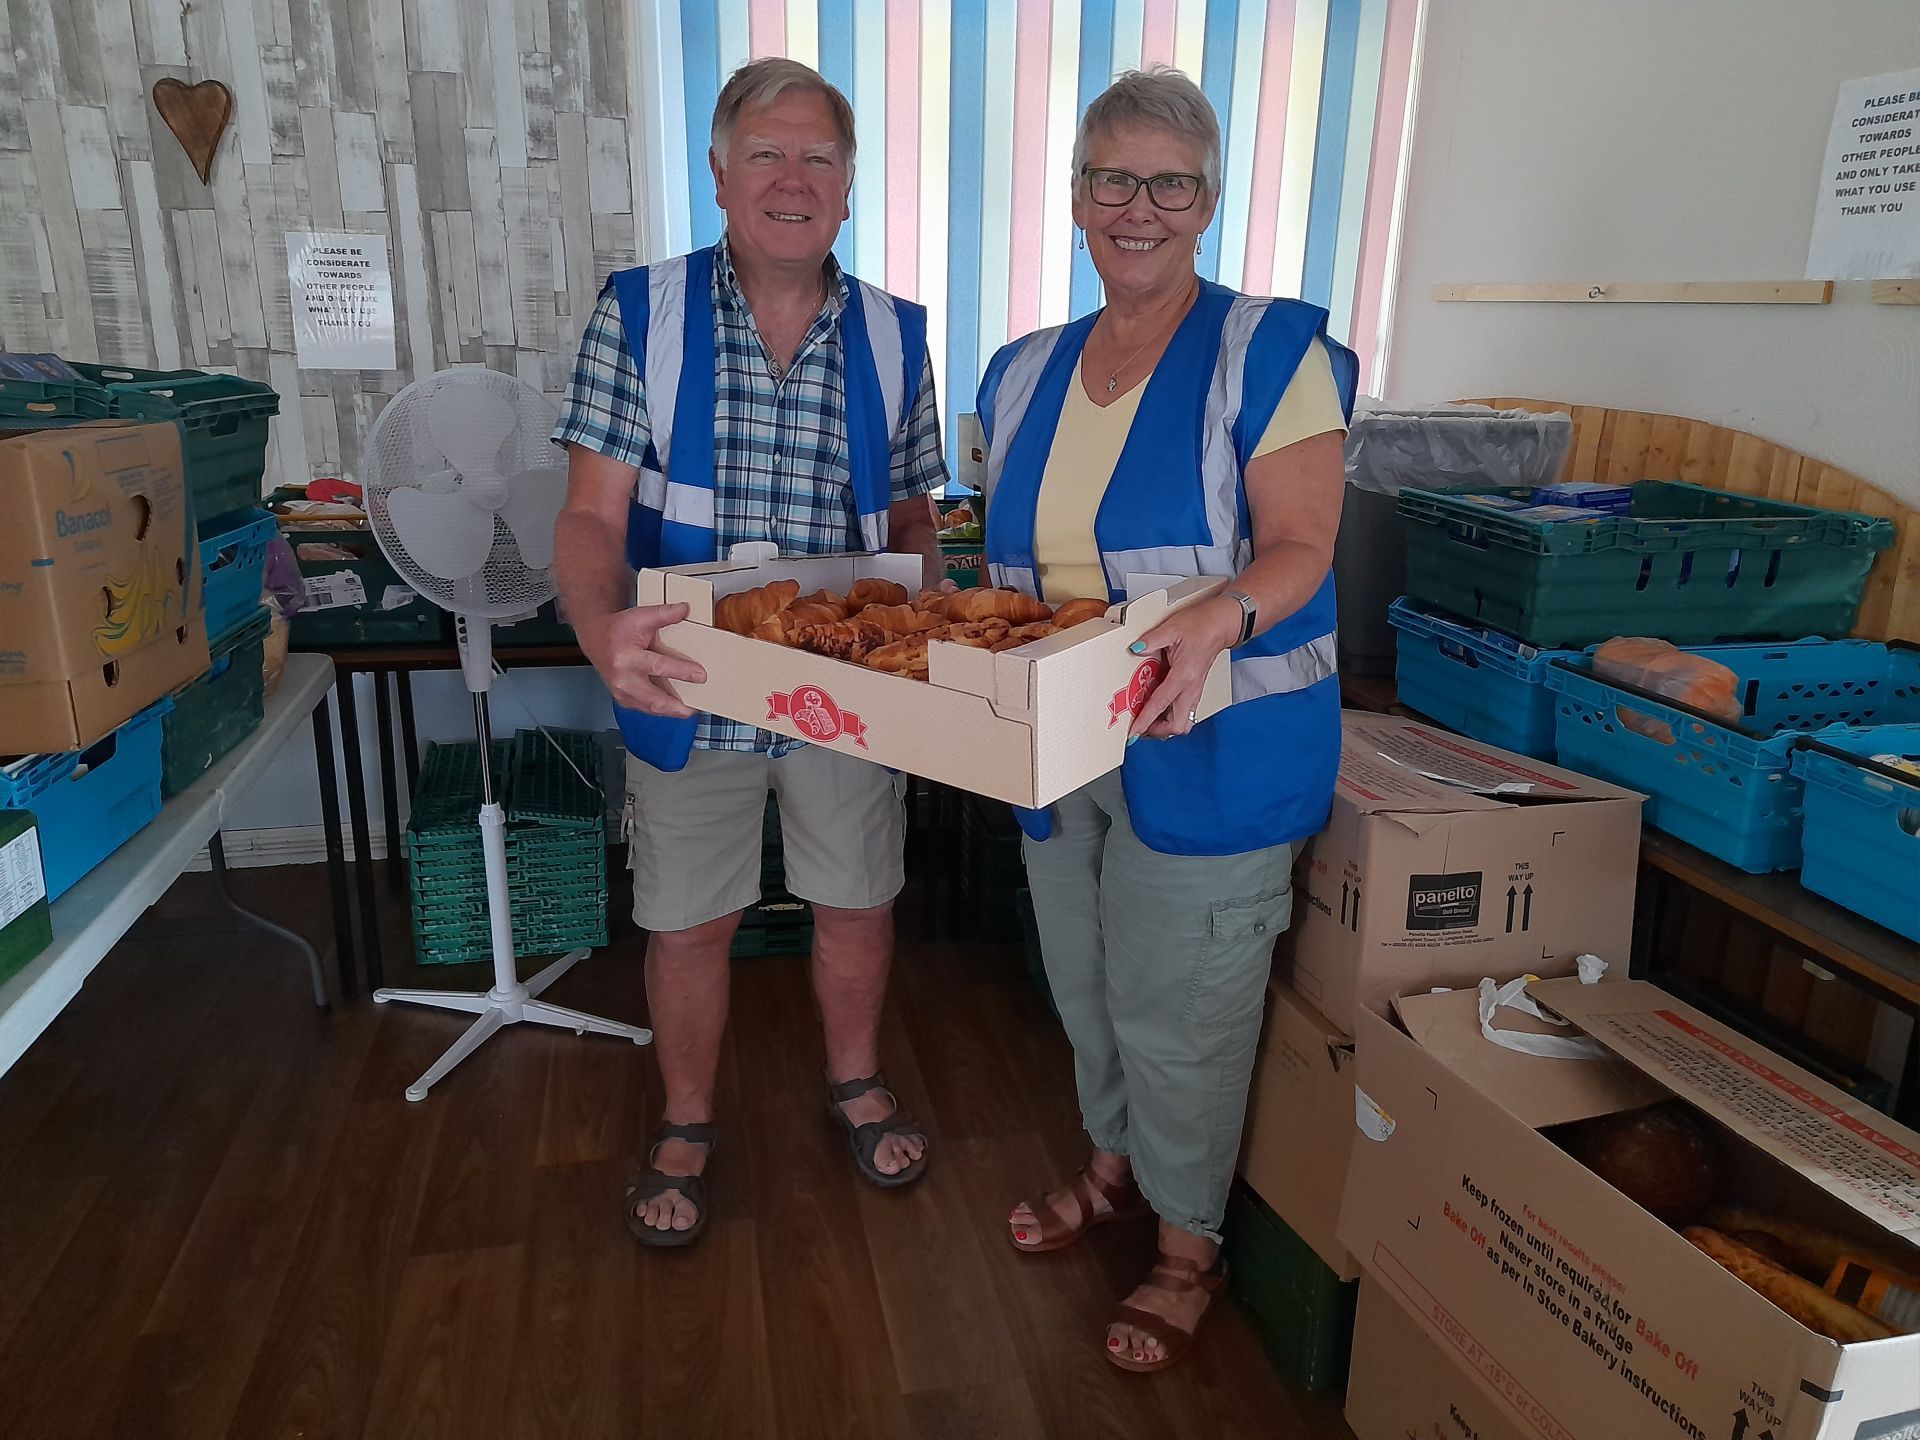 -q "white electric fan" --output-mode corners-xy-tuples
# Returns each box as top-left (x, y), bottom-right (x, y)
(362, 366), (651, 1101)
